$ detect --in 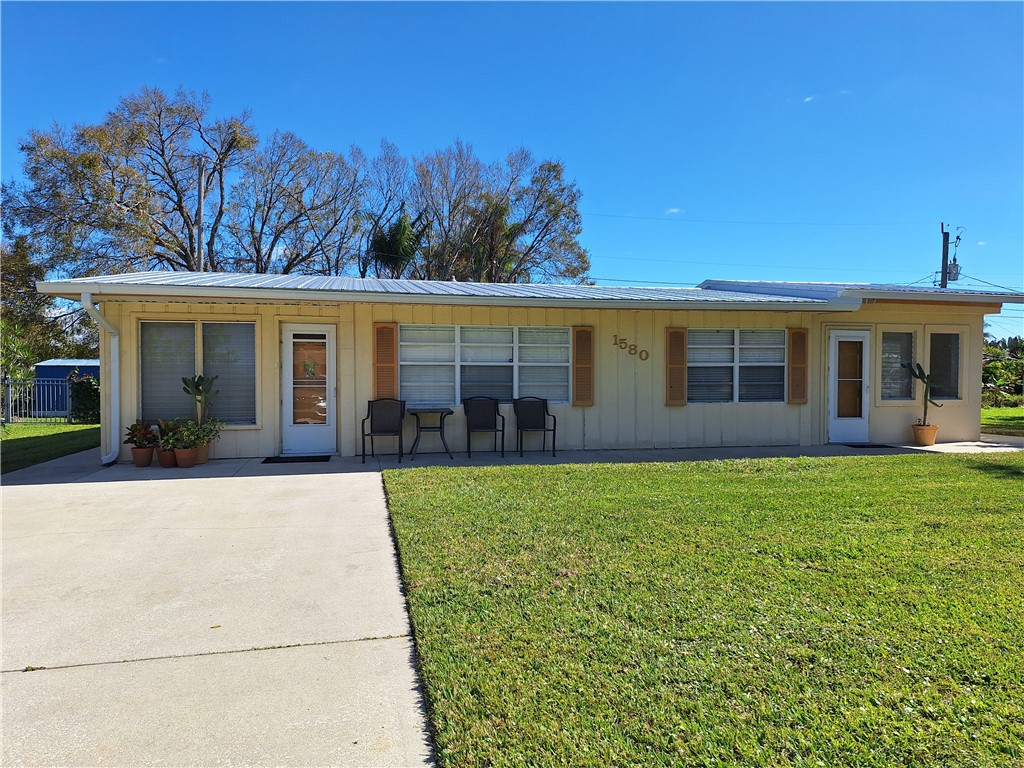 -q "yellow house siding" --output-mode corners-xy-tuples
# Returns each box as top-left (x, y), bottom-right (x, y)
(809, 303), (987, 444)
(94, 296), (993, 461)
